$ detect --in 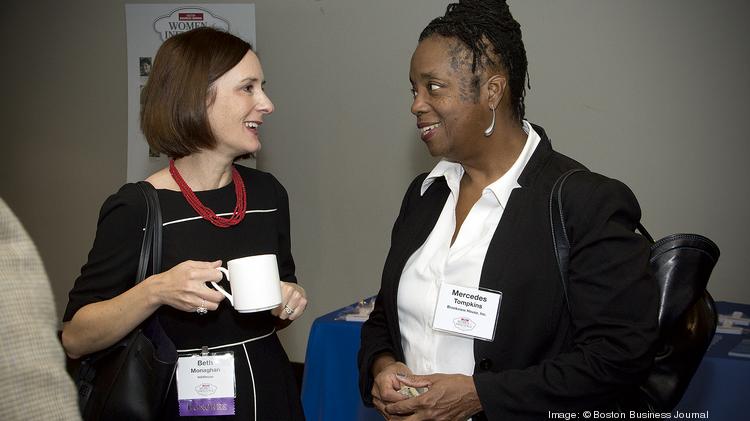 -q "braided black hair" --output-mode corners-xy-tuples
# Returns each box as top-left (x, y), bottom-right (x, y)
(419, 0), (529, 122)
